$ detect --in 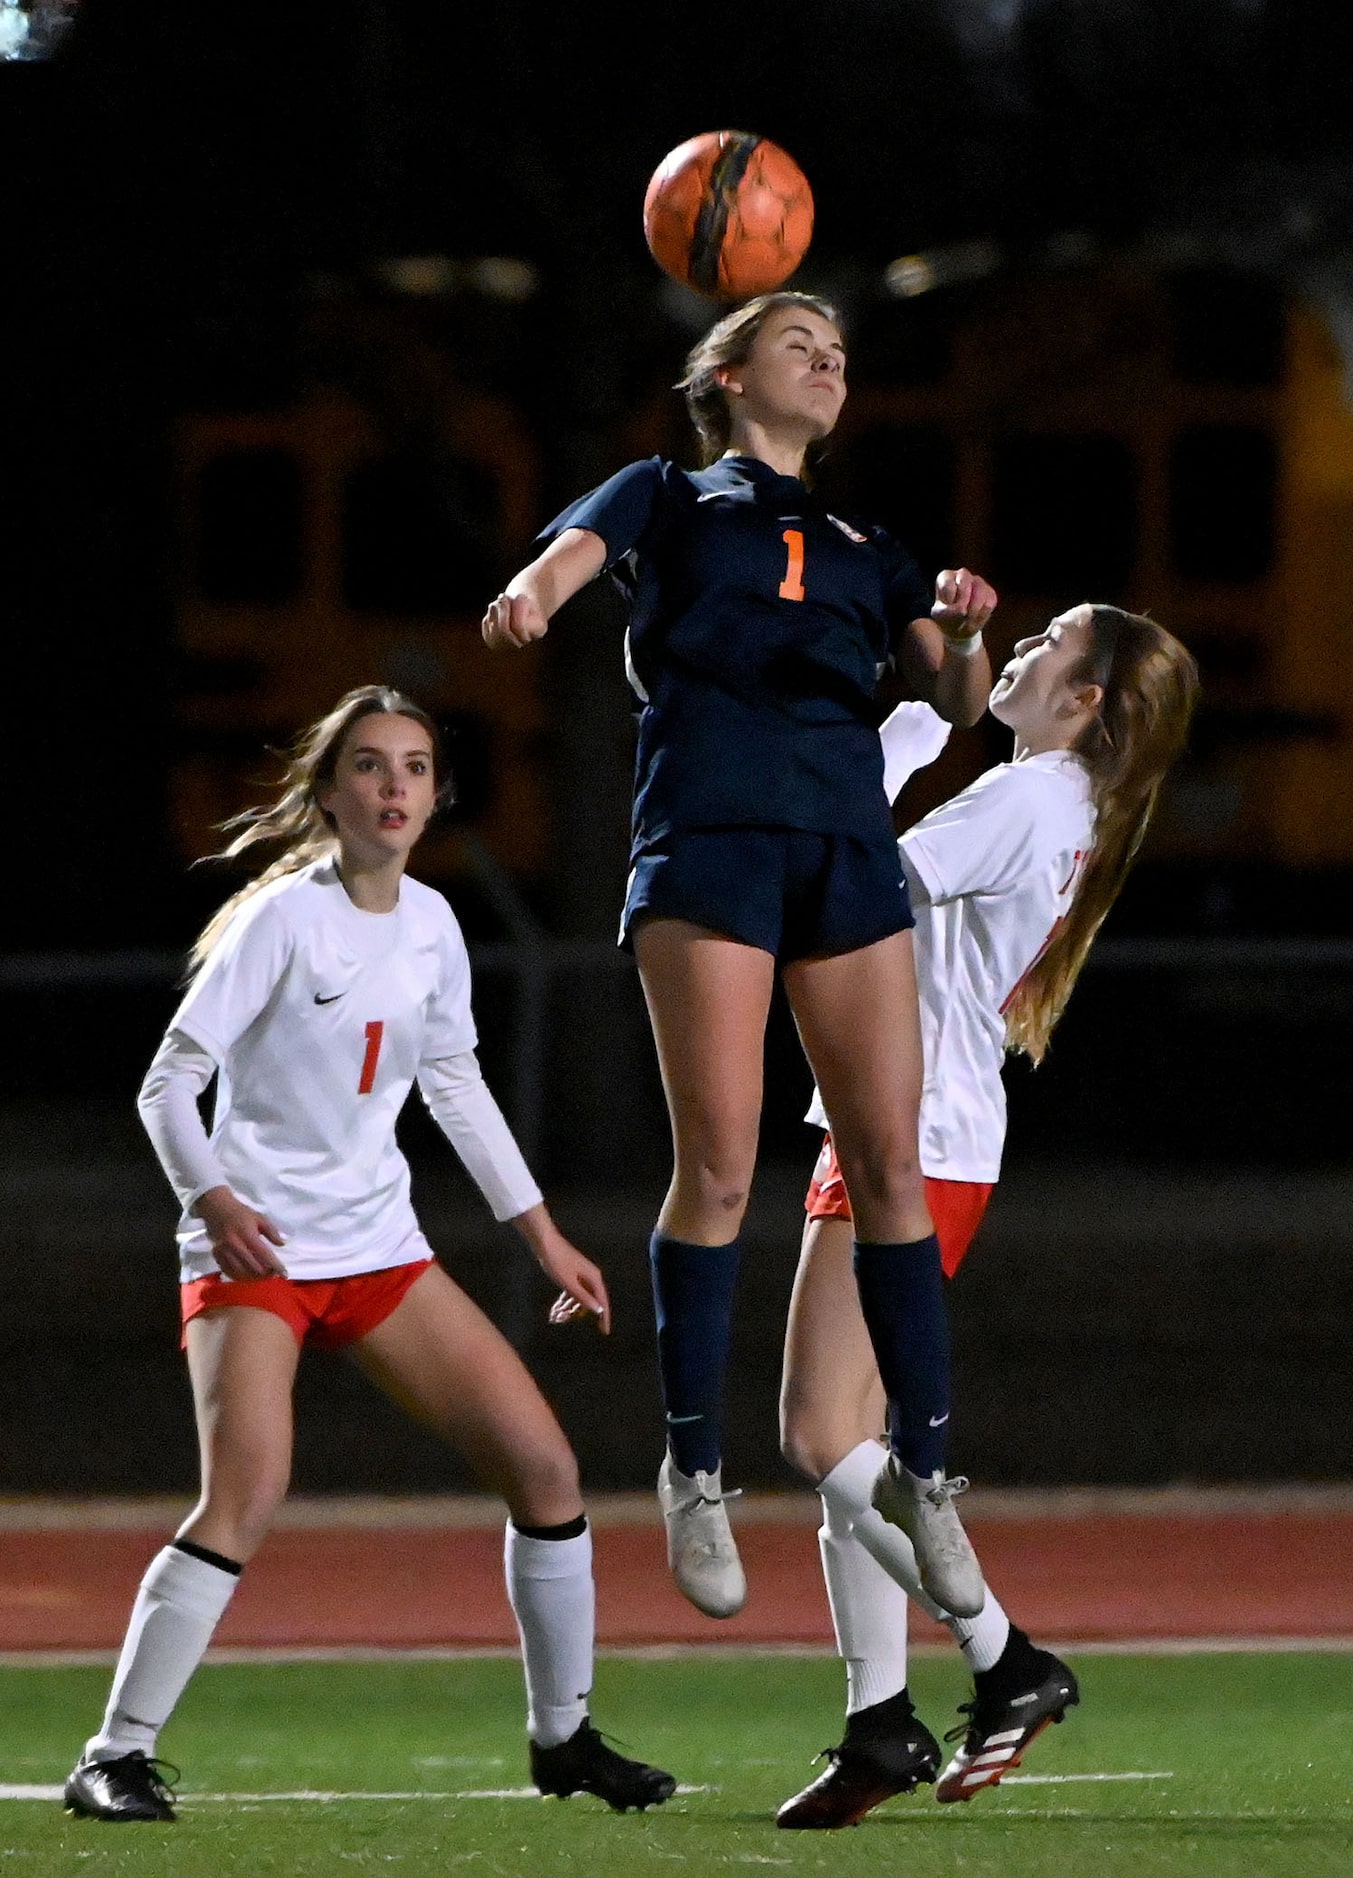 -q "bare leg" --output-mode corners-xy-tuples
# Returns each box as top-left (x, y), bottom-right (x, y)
(780, 1215), (887, 1482)
(179, 1306), (301, 1560)
(782, 931), (929, 1245)
(352, 1263), (581, 1525)
(633, 918), (776, 1243)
